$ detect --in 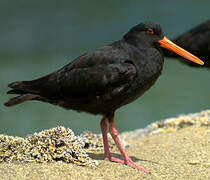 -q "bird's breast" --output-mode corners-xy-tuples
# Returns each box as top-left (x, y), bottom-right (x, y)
(116, 47), (164, 107)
